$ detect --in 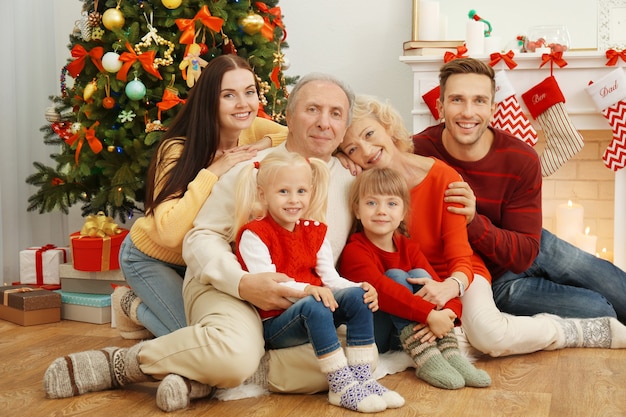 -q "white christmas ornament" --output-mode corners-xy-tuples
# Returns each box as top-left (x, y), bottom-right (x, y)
(102, 52), (123, 73)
